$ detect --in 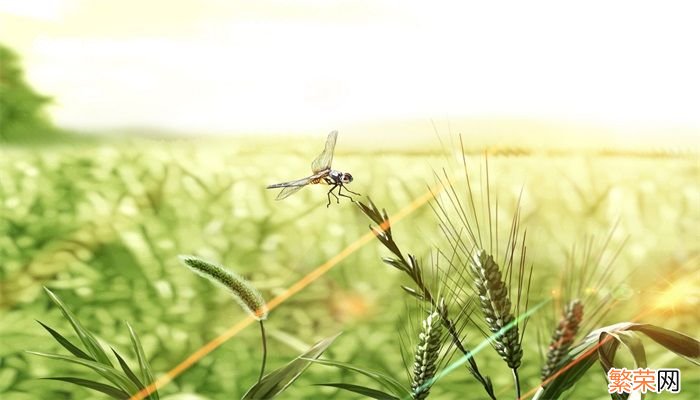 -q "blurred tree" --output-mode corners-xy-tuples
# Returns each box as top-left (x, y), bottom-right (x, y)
(0, 43), (52, 140)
